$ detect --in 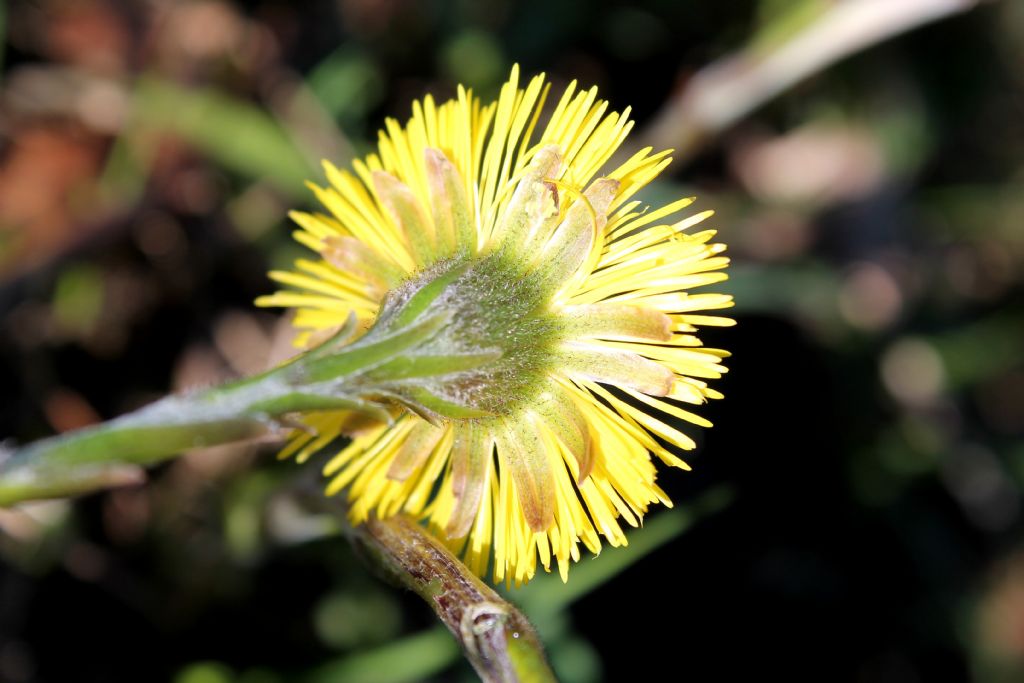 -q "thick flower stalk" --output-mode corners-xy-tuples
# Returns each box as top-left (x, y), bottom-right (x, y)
(257, 66), (734, 584)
